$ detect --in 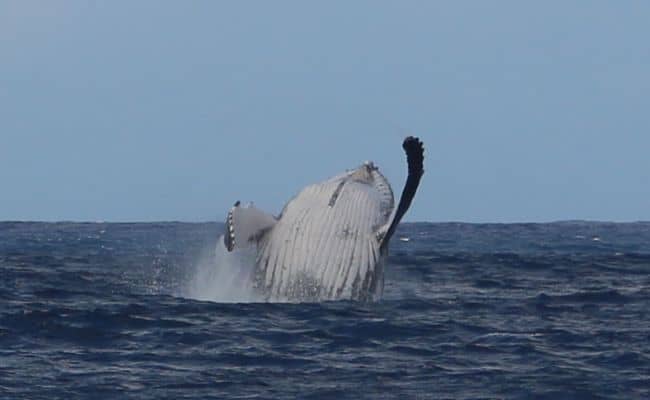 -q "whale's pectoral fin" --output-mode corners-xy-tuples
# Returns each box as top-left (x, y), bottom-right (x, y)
(224, 201), (277, 251)
(379, 136), (424, 249)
